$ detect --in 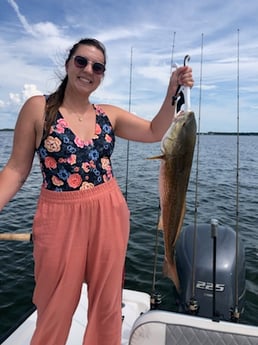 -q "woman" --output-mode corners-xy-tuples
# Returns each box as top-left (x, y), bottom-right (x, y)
(0, 38), (194, 345)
